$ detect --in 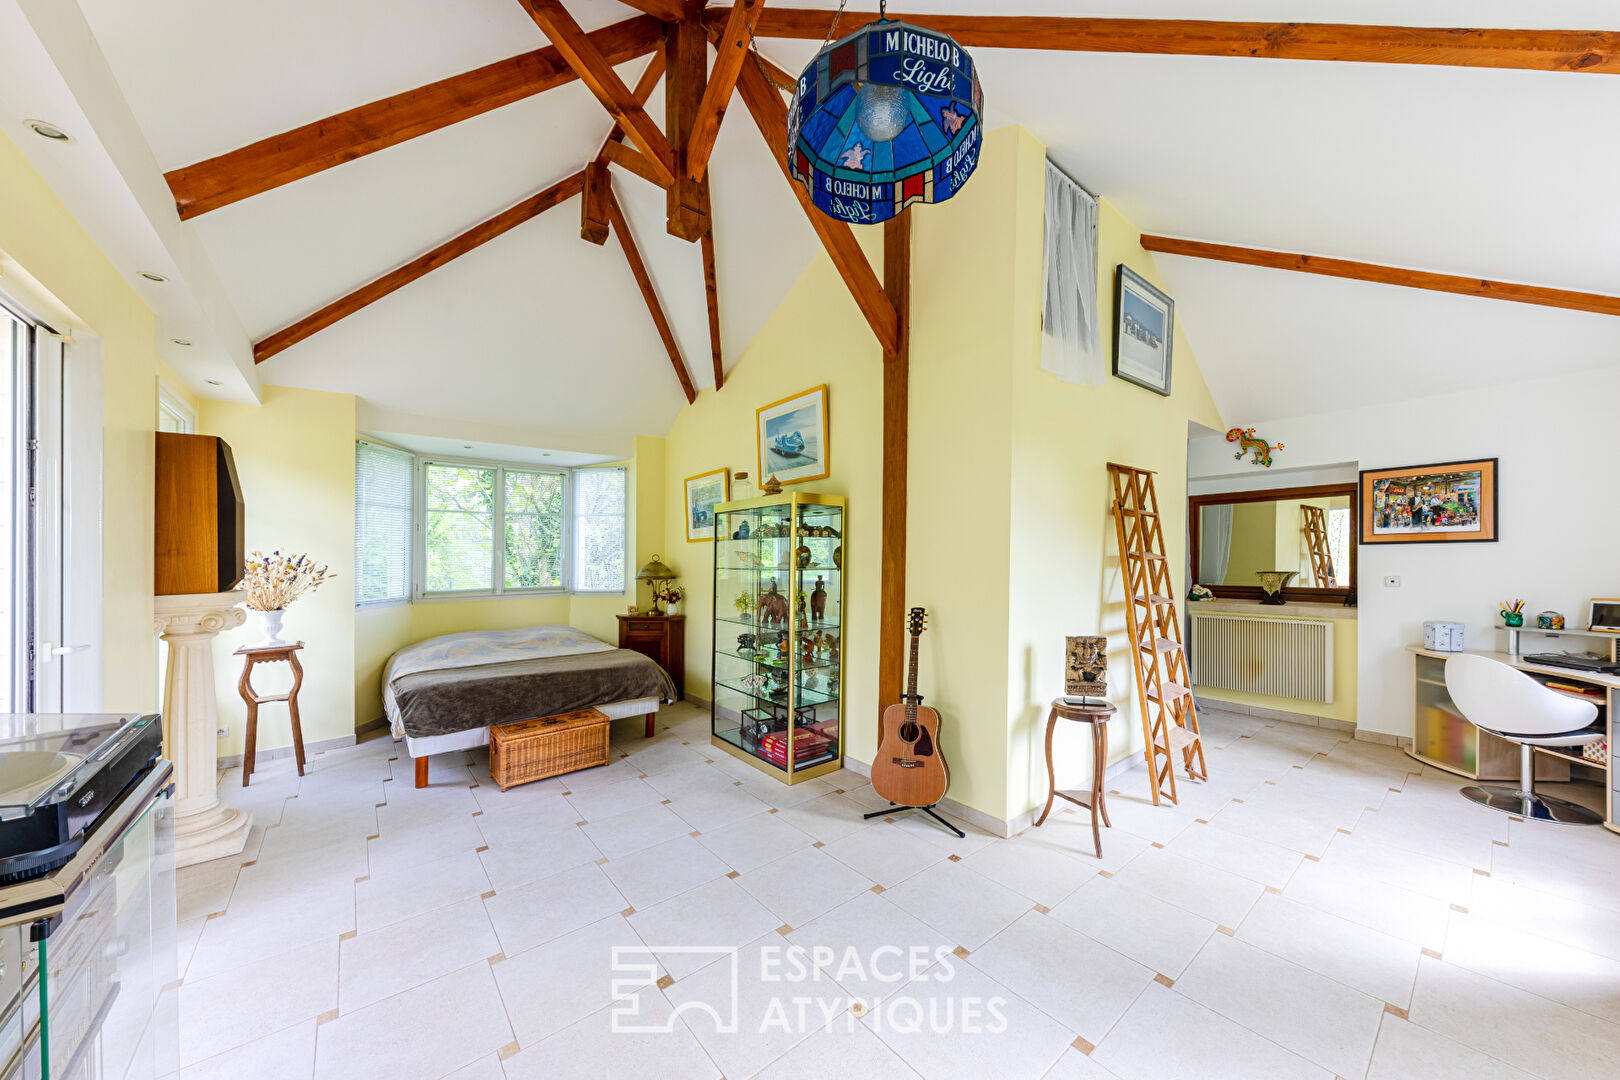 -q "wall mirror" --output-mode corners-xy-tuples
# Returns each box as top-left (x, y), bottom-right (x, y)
(1189, 484), (1357, 602)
